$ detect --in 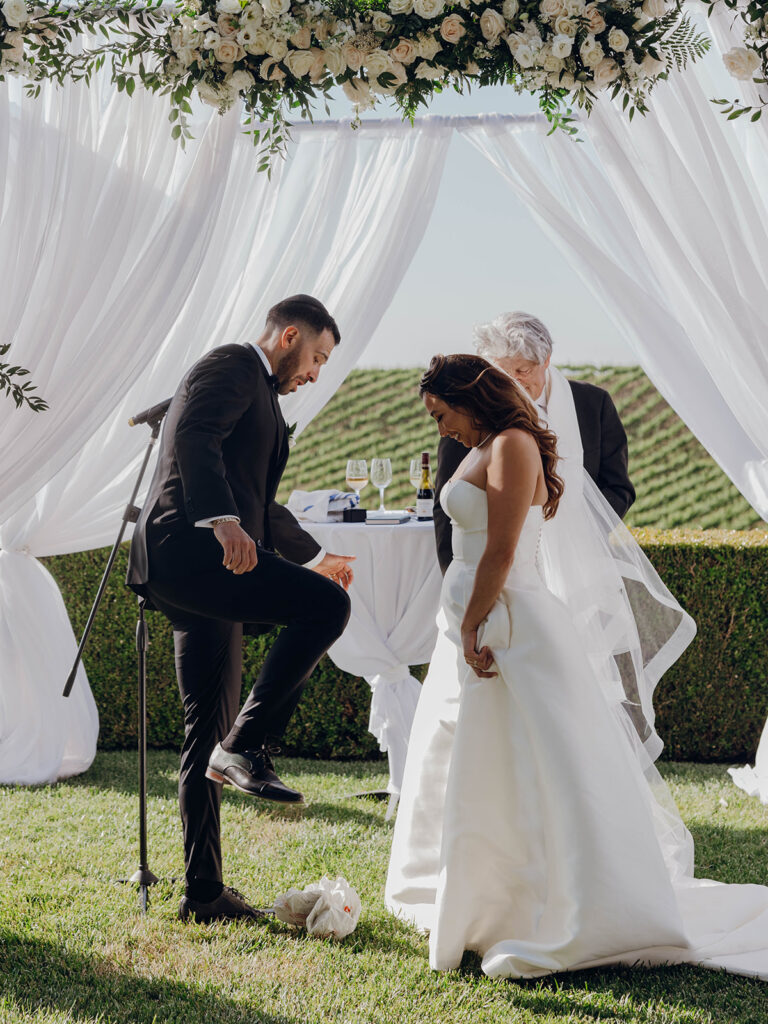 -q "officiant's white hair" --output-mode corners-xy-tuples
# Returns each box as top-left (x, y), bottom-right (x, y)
(473, 312), (553, 364)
